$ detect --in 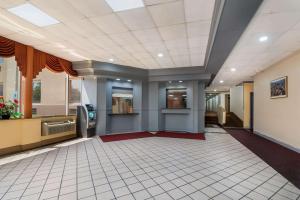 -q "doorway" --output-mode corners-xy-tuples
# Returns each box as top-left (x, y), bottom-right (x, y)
(250, 92), (254, 131)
